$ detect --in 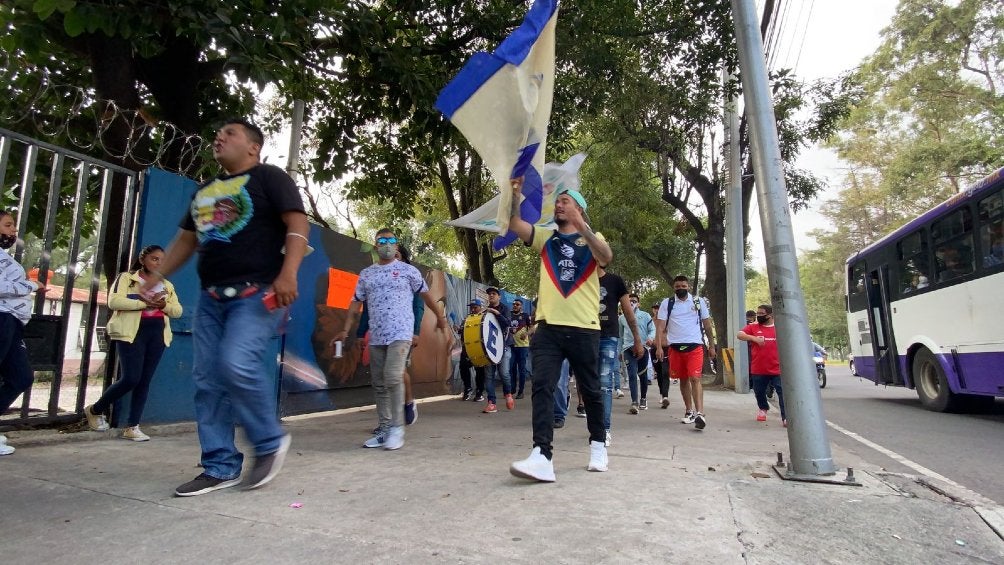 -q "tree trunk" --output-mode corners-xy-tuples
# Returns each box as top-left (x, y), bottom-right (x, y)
(87, 34), (143, 281)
